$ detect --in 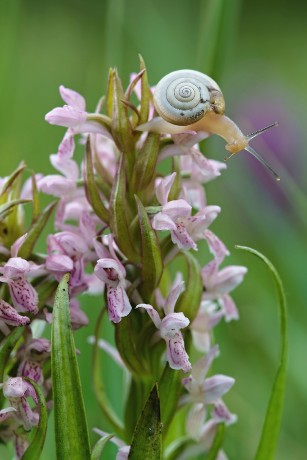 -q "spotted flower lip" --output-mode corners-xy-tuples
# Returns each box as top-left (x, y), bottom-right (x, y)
(0, 299), (30, 335)
(0, 258), (39, 314)
(94, 258), (132, 323)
